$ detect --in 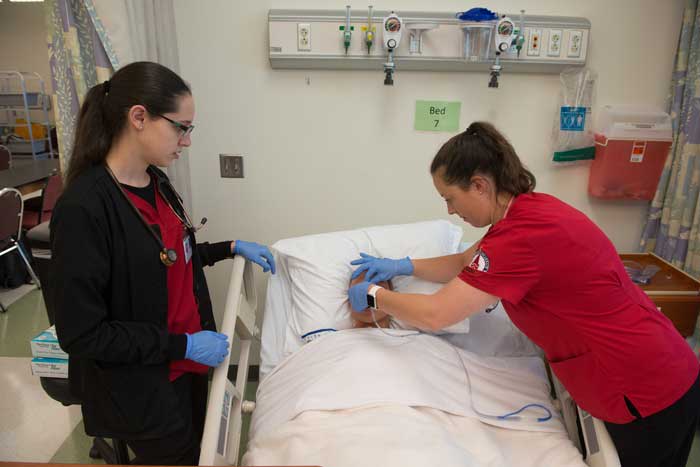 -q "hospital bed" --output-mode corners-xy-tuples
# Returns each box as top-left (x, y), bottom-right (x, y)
(199, 222), (621, 467)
